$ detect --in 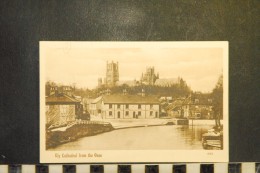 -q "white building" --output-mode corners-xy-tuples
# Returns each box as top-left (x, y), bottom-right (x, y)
(89, 94), (160, 119)
(89, 96), (103, 116)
